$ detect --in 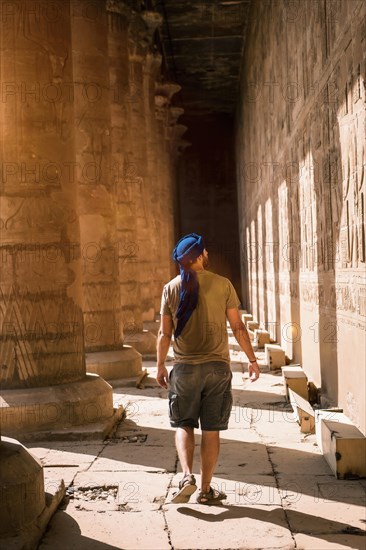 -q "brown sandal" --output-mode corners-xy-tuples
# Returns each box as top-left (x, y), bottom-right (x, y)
(196, 487), (227, 505)
(170, 474), (197, 504)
